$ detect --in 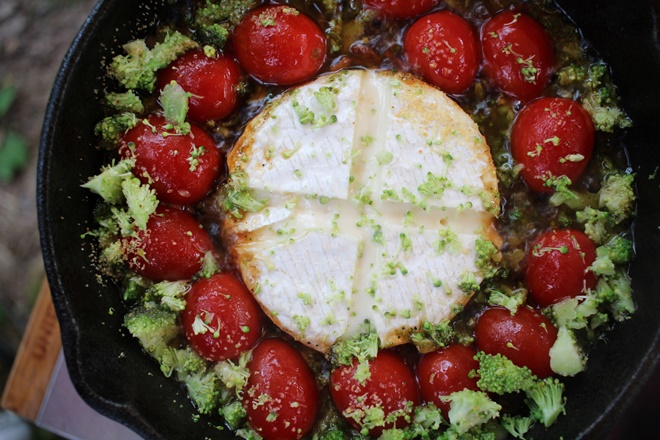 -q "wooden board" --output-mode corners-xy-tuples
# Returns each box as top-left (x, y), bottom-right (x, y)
(1, 279), (61, 420)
